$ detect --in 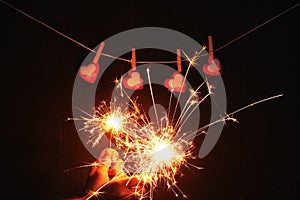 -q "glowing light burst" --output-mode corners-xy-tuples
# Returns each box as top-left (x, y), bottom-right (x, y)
(104, 112), (125, 131)
(126, 131), (196, 199)
(80, 110), (197, 199)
